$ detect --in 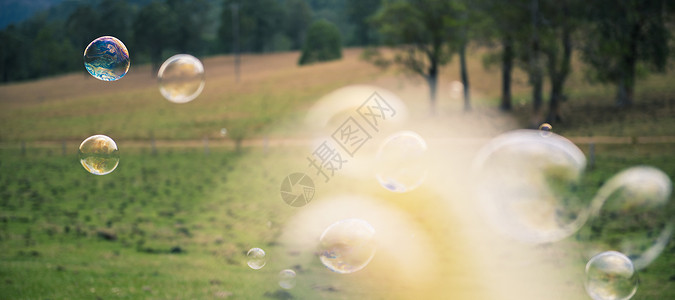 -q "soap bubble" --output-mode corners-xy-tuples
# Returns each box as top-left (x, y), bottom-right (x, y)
(375, 131), (428, 193)
(157, 54), (205, 103)
(79, 135), (119, 175)
(585, 251), (638, 300)
(318, 218), (376, 274)
(220, 128), (228, 137)
(84, 36), (130, 81)
(538, 123), (553, 137)
(578, 166), (673, 270)
(246, 248), (266, 270)
(278, 269), (297, 289)
(471, 130), (589, 243)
